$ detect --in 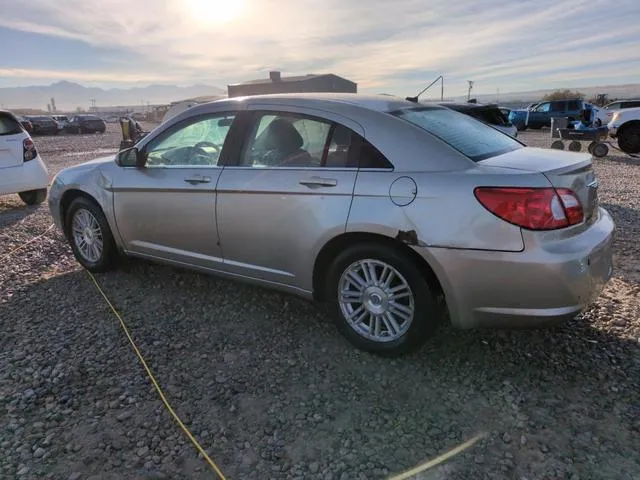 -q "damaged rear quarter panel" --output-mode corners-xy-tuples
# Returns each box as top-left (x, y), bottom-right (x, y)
(346, 169), (527, 252)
